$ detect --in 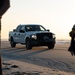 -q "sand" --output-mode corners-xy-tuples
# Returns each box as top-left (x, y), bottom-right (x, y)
(1, 41), (75, 75)
(2, 58), (75, 75)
